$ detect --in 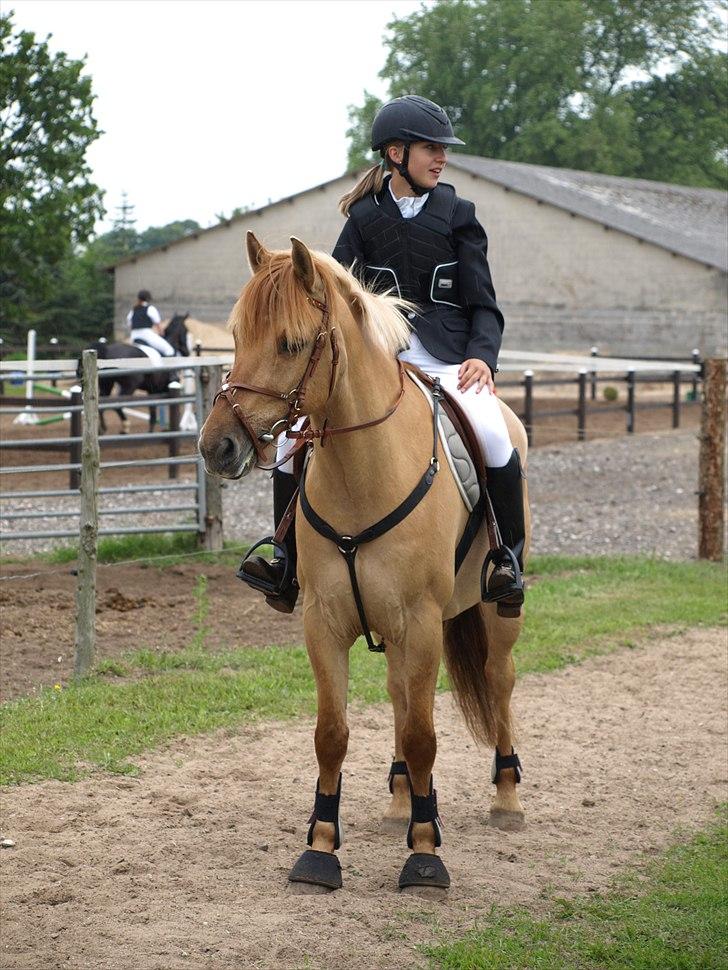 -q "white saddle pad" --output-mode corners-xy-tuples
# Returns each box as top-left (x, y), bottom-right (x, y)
(407, 370), (481, 513)
(130, 341), (162, 365)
